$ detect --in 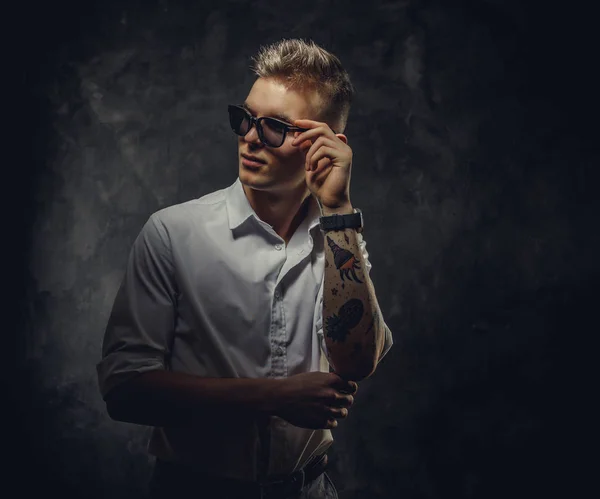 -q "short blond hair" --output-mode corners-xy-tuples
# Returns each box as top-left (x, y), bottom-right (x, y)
(250, 38), (354, 133)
